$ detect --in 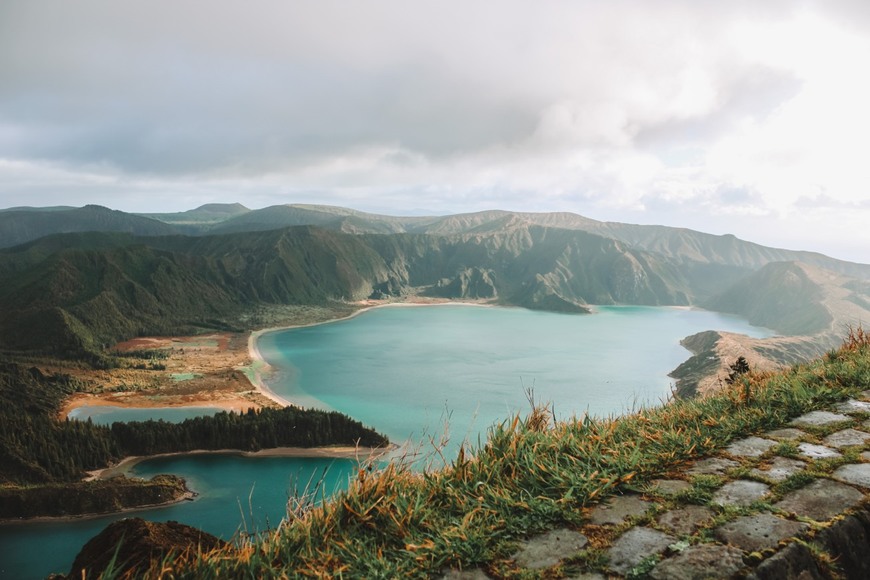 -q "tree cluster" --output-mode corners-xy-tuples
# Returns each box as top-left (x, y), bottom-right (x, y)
(0, 363), (388, 485)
